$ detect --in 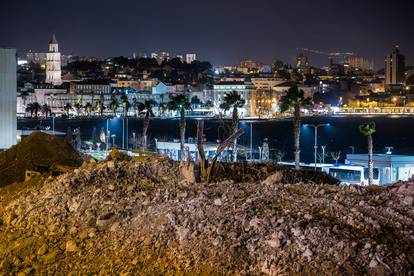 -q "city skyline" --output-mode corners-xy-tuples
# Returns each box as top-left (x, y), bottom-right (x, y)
(1, 0), (414, 68)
